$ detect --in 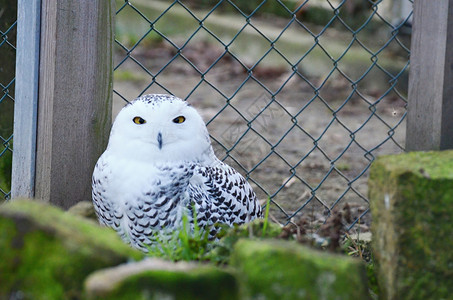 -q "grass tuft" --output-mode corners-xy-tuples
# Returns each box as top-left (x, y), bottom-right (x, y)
(145, 208), (211, 262)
